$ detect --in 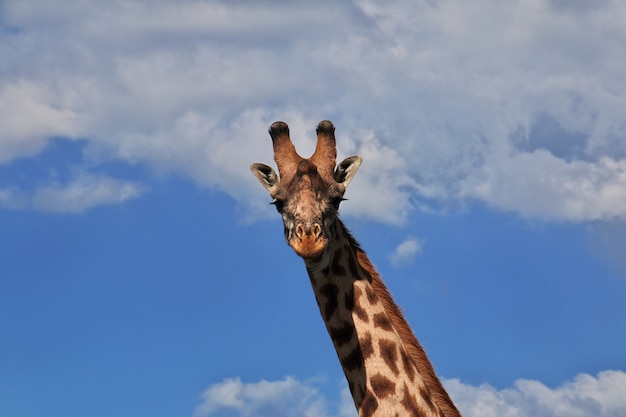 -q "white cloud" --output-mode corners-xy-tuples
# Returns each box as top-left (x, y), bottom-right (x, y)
(193, 376), (335, 417)
(195, 371), (626, 417)
(32, 173), (145, 213)
(389, 237), (423, 266)
(1, 0), (626, 223)
(461, 151), (626, 222)
(335, 128), (421, 224)
(0, 173), (145, 213)
(446, 370), (626, 417)
(0, 81), (82, 163)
